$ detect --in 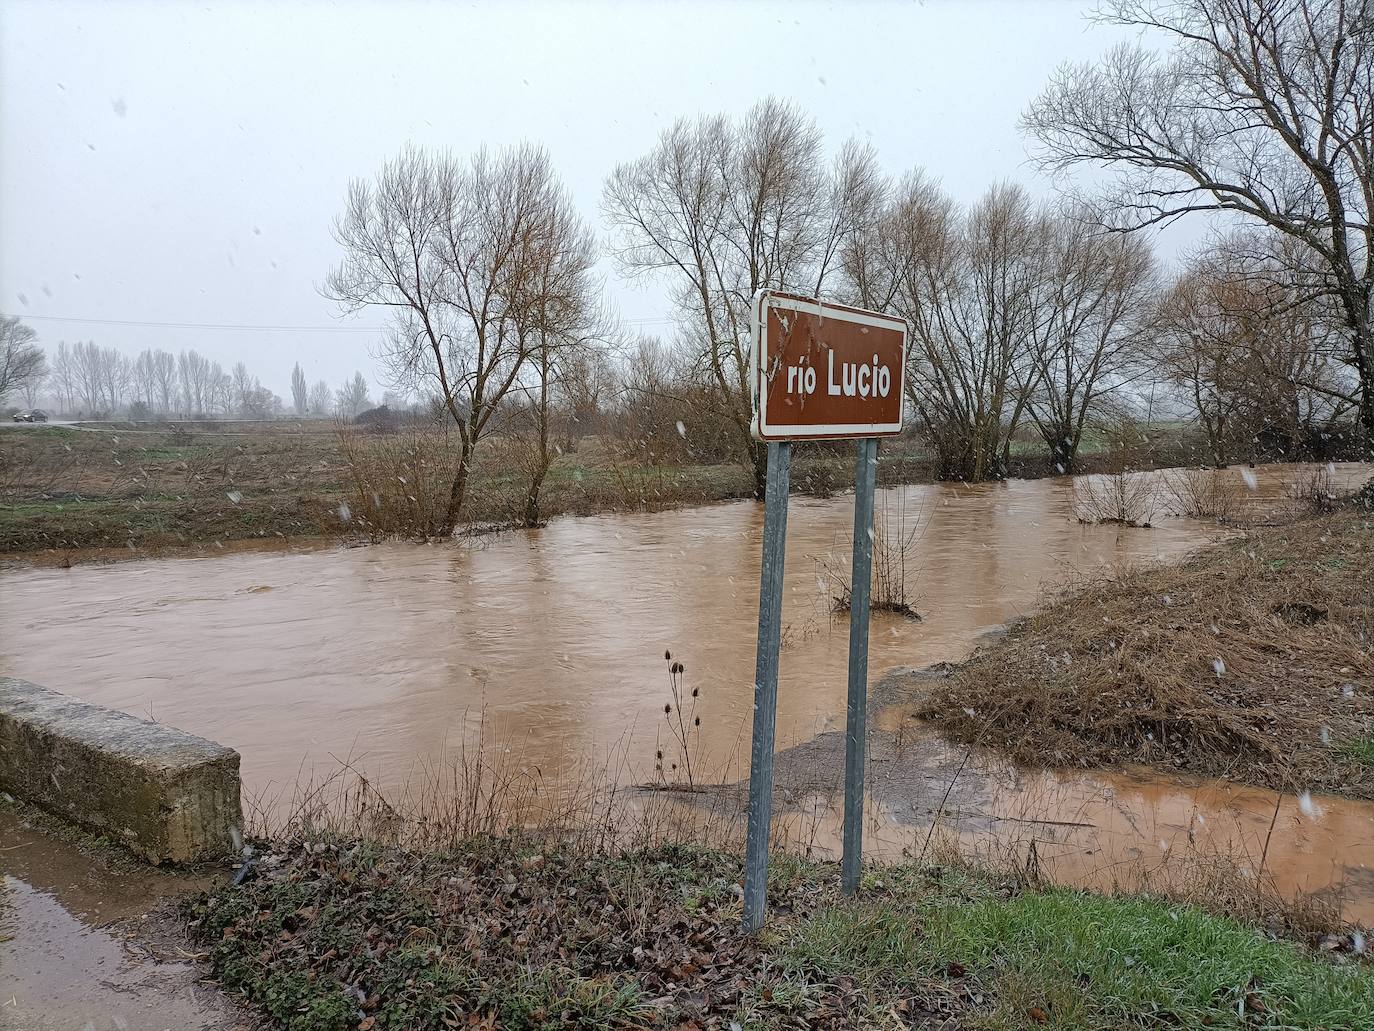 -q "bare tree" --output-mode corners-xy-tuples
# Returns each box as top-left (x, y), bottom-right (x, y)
(555, 345), (617, 438)
(71, 341), (131, 413)
(178, 350), (216, 415)
(511, 182), (601, 527)
(335, 370), (372, 418)
(1022, 207), (1158, 472)
(20, 362), (47, 407)
(308, 379), (332, 416)
(0, 315), (45, 404)
(328, 144), (579, 533)
(1152, 257), (1259, 466)
(49, 342), (77, 413)
(208, 362), (233, 416)
(603, 98), (881, 495)
(291, 362), (308, 416)
(149, 349), (177, 412)
(848, 179), (1042, 480)
(1023, 0), (1374, 437)
(133, 349), (158, 408)
(131, 348), (176, 412)
(1153, 235), (1356, 464)
(231, 361), (256, 416)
